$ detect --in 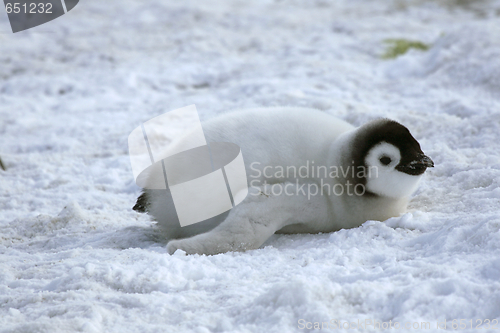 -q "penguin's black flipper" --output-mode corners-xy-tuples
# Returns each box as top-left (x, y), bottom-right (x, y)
(0, 156), (5, 171)
(133, 191), (149, 213)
